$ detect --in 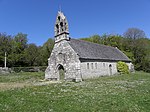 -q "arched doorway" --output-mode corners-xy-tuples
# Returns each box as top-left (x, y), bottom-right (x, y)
(57, 64), (65, 80)
(109, 64), (112, 75)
